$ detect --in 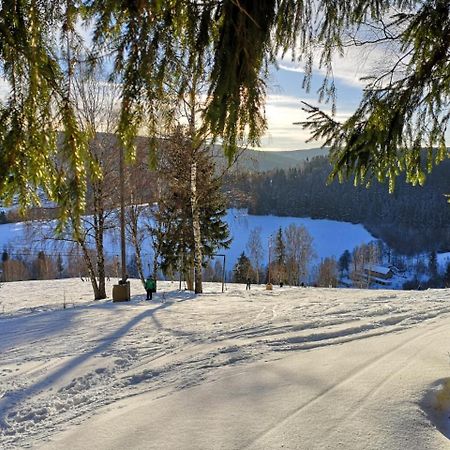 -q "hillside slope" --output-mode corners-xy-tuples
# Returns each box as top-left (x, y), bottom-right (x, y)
(1, 279), (449, 449)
